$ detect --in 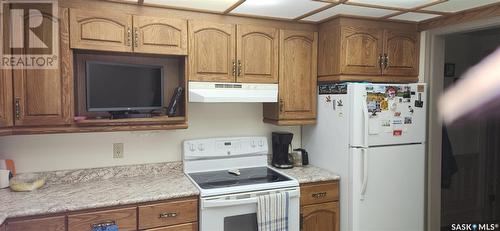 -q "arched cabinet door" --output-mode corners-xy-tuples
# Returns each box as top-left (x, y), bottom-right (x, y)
(70, 9), (132, 52)
(340, 26), (383, 76)
(383, 30), (419, 77)
(188, 21), (236, 82)
(278, 29), (317, 121)
(236, 25), (278, 83)
(301, 202), (339, 231)
(133, 16), (187, 55)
